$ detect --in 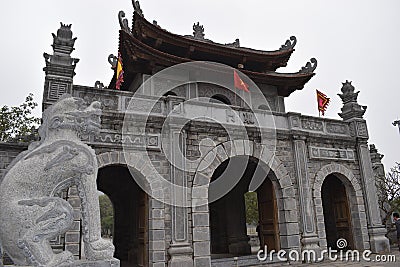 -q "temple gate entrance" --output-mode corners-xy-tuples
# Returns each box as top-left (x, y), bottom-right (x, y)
(97, 166), (148, 267)
(322, 174), (354, 250)
(209, 156), (279, 258)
